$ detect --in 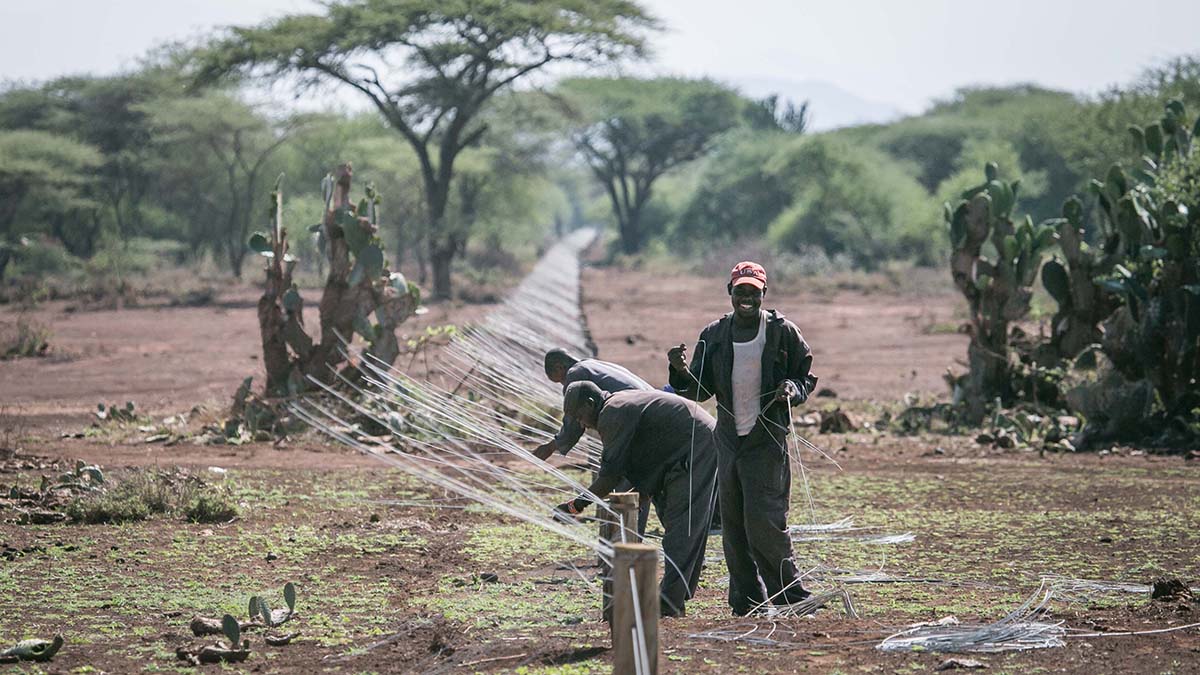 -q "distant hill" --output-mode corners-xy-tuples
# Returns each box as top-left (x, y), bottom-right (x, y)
(731, 77), (904, 131)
